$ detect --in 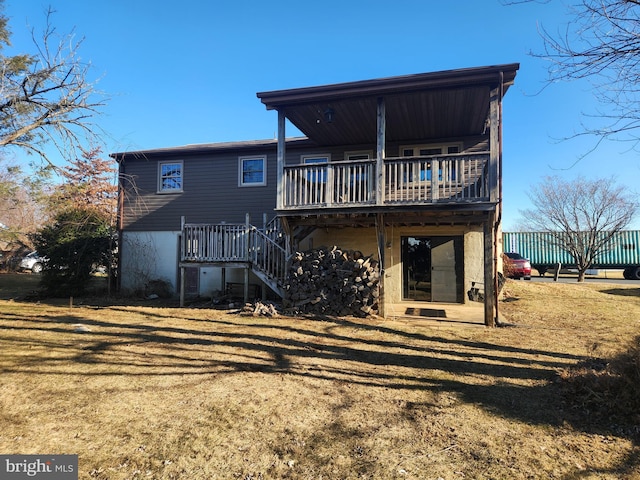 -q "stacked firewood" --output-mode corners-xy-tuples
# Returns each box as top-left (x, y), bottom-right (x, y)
(240, 301), (280, 317)
(284, 246), (380, 317)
